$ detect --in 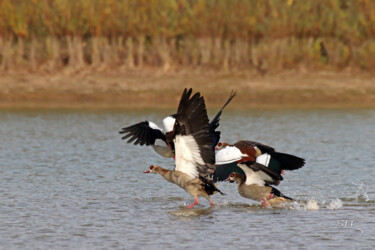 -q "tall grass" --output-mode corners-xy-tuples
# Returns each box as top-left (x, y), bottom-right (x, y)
(0, 0), (374, 73)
